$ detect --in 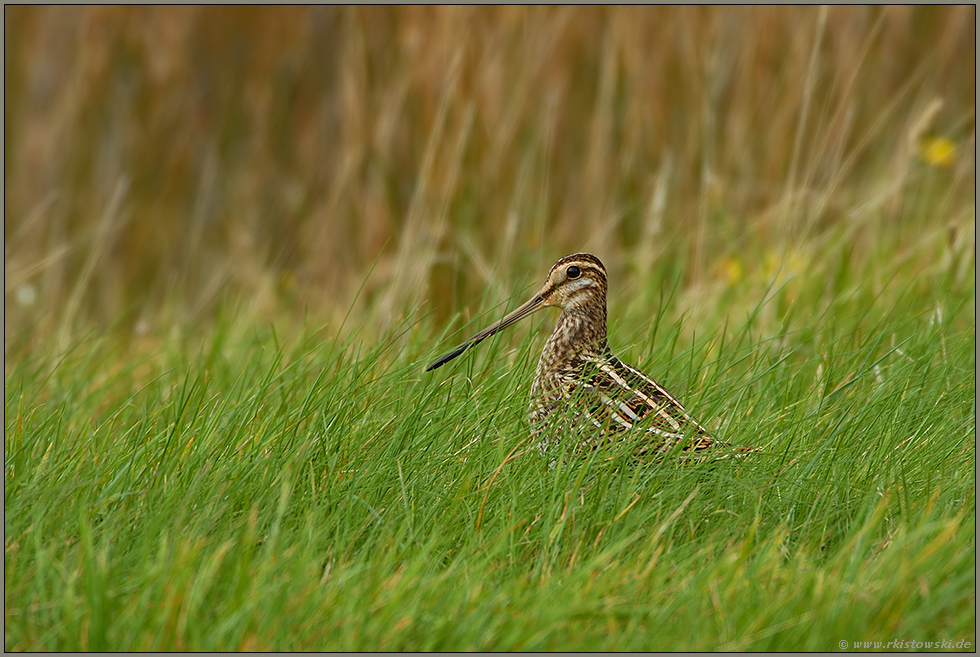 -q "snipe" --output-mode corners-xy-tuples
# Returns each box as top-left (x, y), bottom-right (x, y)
(427, 253), (754, 459)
